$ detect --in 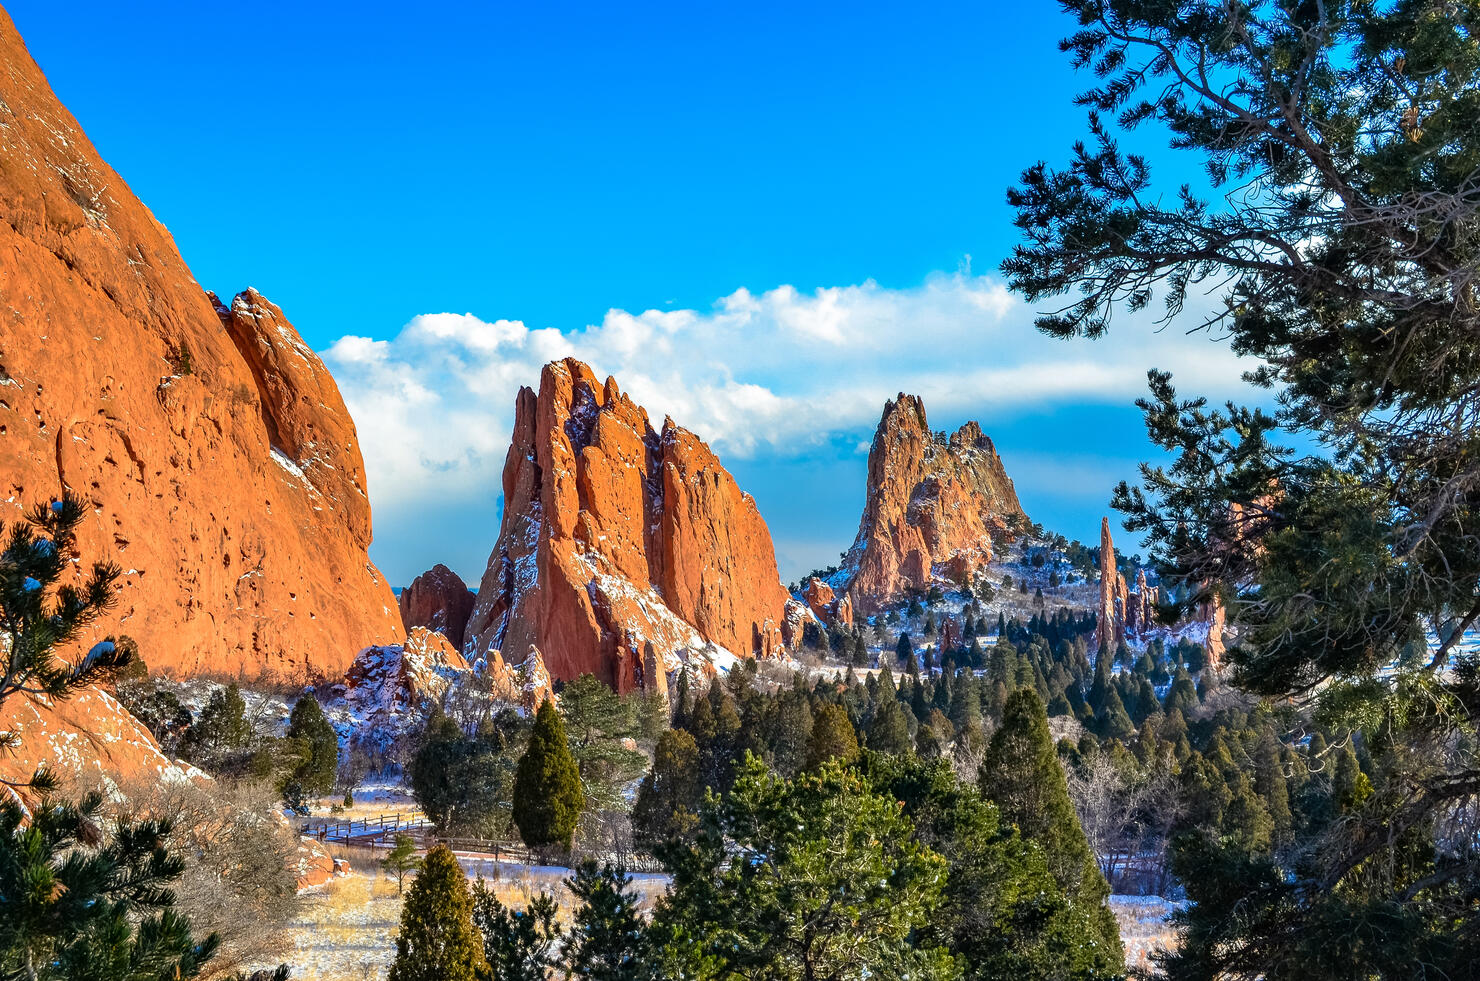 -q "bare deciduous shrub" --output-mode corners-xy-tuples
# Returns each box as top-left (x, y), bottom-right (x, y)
(99, 775), (303, 975)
